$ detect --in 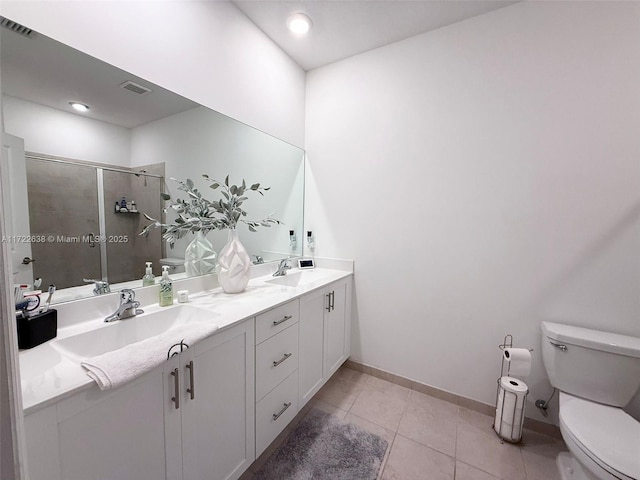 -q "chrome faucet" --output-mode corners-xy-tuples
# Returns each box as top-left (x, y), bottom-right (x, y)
(104, 289), (143, 323)
(273, 258), (292, 277)
(253, 255), (264, 265)
(84, 278), (111, 296)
